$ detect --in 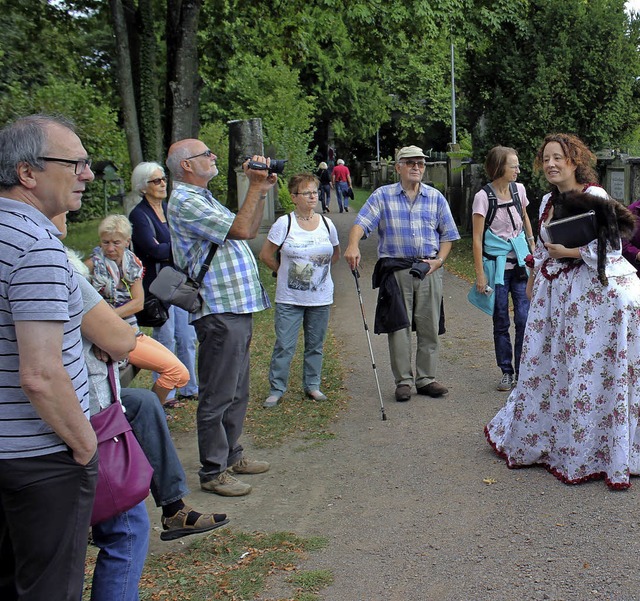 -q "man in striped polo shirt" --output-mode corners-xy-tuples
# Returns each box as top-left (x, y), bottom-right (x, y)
(0, 115), (98, 600)
(166, 140), (275, 497)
